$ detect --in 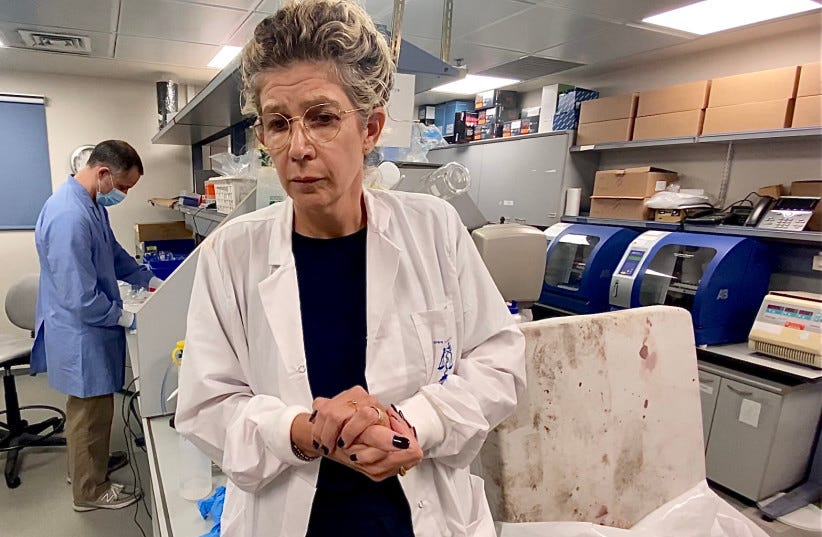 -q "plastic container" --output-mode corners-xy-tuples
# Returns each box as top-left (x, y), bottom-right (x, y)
(212, 177), (256, 214)
(178, 435), (212, 501)
(143, 252), (187, 280)
(255, 167), (287, 210)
